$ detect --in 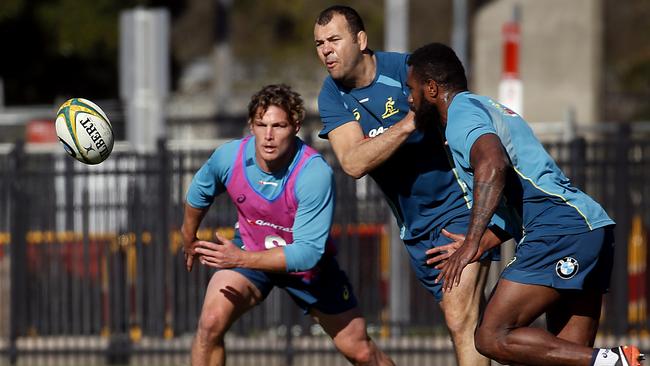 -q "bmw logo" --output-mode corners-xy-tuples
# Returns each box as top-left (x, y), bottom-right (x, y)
(555, 257), (579, 279)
